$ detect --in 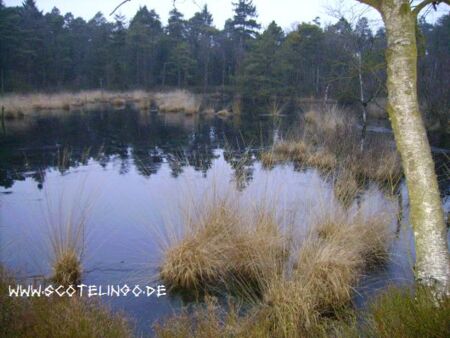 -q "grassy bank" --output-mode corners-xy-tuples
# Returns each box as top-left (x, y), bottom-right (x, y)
(0, 89), (204, 118)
